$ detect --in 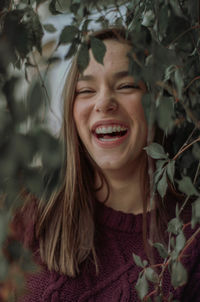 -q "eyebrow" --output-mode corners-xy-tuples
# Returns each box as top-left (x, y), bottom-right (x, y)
(77, 70), (131, 82)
